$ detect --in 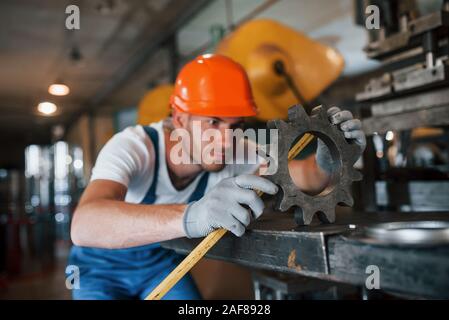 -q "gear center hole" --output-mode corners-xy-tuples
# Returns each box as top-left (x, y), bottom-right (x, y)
(287, 132), (340, 196)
